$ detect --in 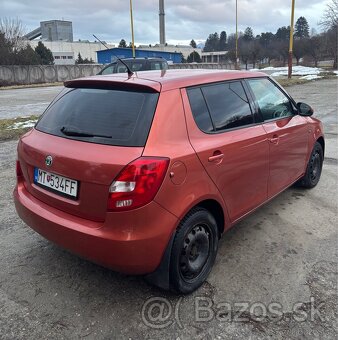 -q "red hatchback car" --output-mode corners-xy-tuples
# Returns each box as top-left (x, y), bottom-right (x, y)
(14, 70), (324, 293)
